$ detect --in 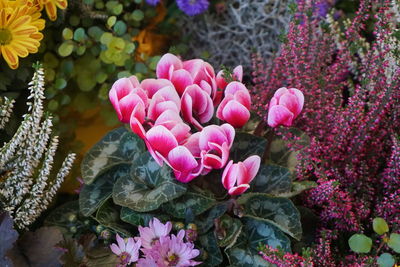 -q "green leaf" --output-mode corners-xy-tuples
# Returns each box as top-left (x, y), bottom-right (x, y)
(58, 42), (74, 57)
(237, 193), (302, 240)
(62, 28), (73, 40)
(377, 253), (395, 267)
(216, 215), (242, 248)
(250, 164), (291, 194)
(131, 9), (144, 21)
(373, 217), (389, 235)
(112, 152), (187, 212)
(230, 132), (266, 162)
(197, 202), (228, 234)
(348, 234), (372, 253)
(81, 127), (145, 184)
(54, 78), (67, 90)
(276, 181), (317, 198)
(79, 165), (130, 216)
(107, 16), (117, 28)
(162, 188), (216, 219)
(95, 199), (130, 236)
(120, 207), (170, 227)
(388, 233), (400, 253)
(198, 232), (223, 266)
(225, 218), (290, 267)
(73, 28), (86, 42)
(100, 32), (113, 45)
(44, 201), (80, 228)
(113, 21), (127, 36)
